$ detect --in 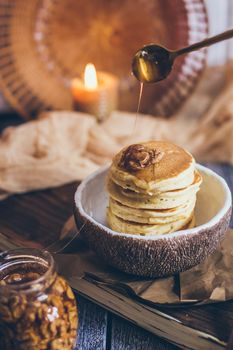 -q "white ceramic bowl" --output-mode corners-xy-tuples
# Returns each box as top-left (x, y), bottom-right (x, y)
(74, 164), (232, 277)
